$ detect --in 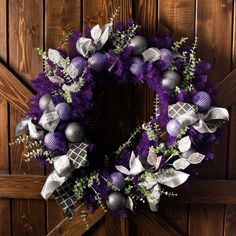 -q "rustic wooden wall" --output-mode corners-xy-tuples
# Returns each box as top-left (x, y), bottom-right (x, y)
(0, 0), (236, 235)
